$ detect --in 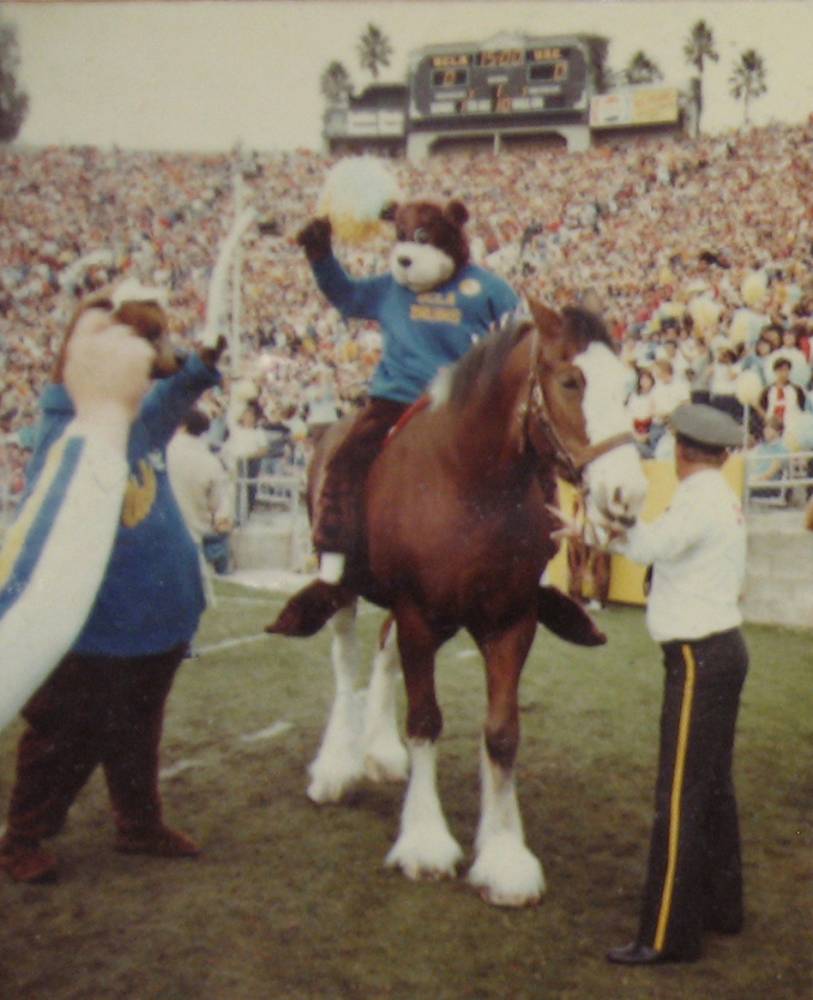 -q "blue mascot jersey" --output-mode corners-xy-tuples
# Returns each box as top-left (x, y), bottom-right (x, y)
(313, 255), (520, 404)
(20, 354), (220, 658)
